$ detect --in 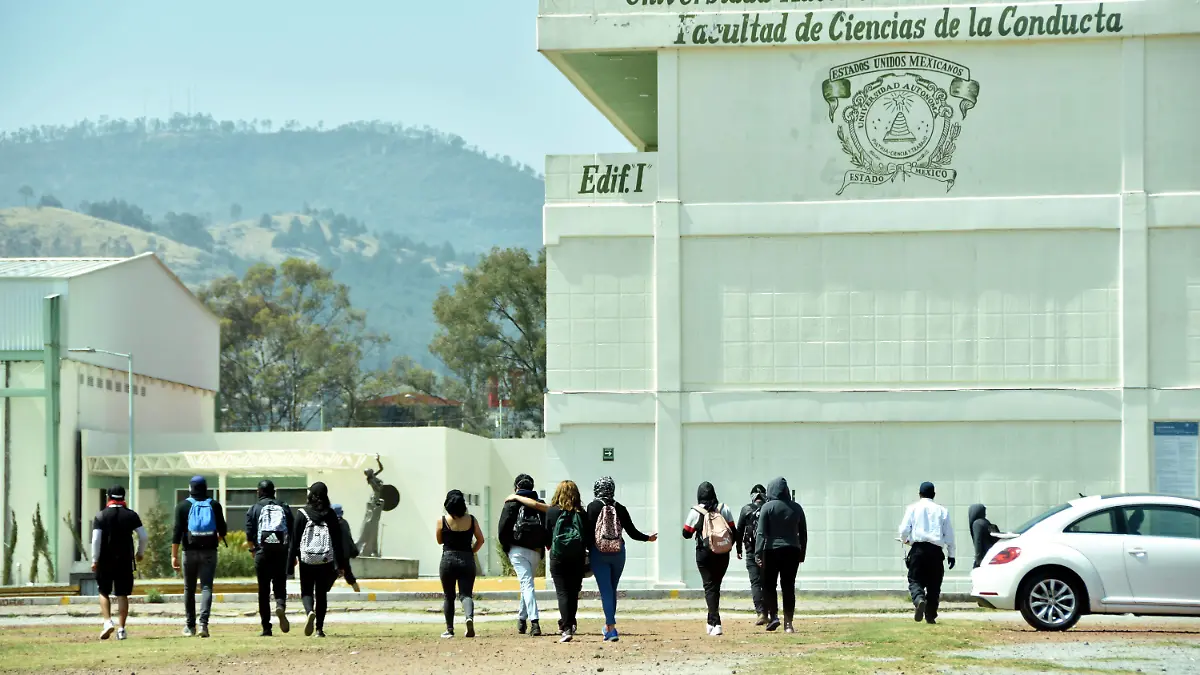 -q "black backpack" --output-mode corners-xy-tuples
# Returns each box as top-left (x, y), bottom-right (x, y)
(742, 503), (762, 553)
(512, 504), (546, 549)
